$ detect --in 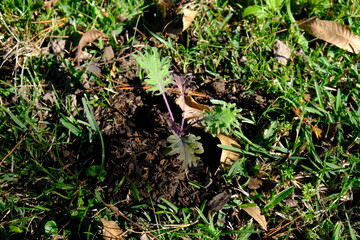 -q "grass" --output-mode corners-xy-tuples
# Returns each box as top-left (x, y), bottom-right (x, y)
(1, 0), (360, 239)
